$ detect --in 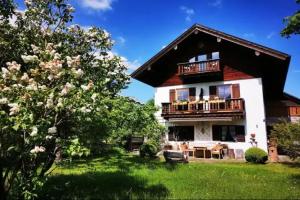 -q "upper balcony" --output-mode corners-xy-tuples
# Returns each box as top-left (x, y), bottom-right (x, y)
(161, 98), (245, 120)
(178, 59), (221, 76)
